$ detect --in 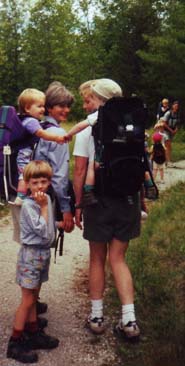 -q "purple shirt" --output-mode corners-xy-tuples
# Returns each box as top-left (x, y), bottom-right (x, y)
(22, 117), (41, 135)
